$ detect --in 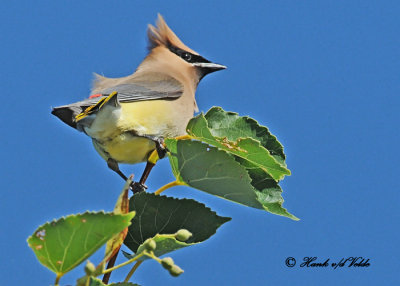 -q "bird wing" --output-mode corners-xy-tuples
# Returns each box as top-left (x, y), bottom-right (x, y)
(51, 78), (183, 129)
